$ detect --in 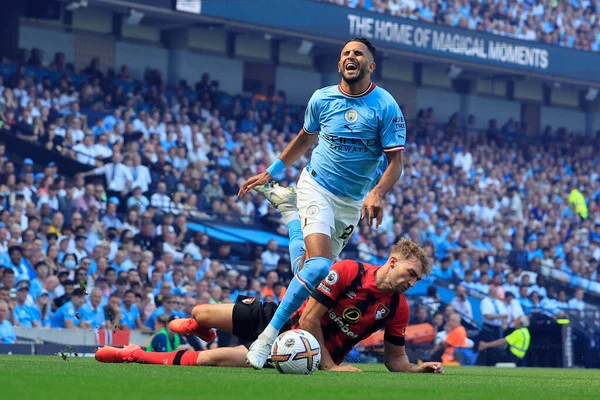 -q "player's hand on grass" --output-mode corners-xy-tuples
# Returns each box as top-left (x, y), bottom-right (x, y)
(326, 364), (362, 372)
(238, 172), (271, 196)
(419, 362), (444, 374)
(362, 190), (383, 228)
